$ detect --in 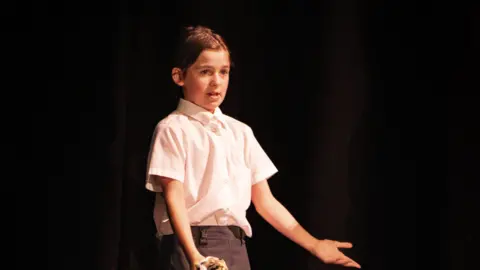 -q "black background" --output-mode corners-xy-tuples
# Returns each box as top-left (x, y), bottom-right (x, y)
(40, 1), (479, 269)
